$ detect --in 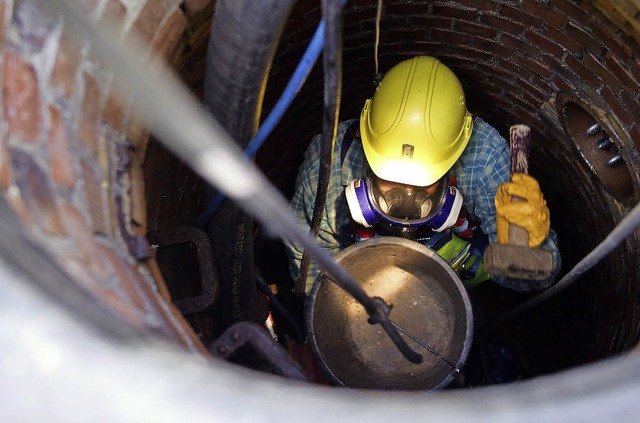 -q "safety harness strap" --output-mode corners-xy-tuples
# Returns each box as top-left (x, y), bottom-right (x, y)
(340, 120), (359, 166)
